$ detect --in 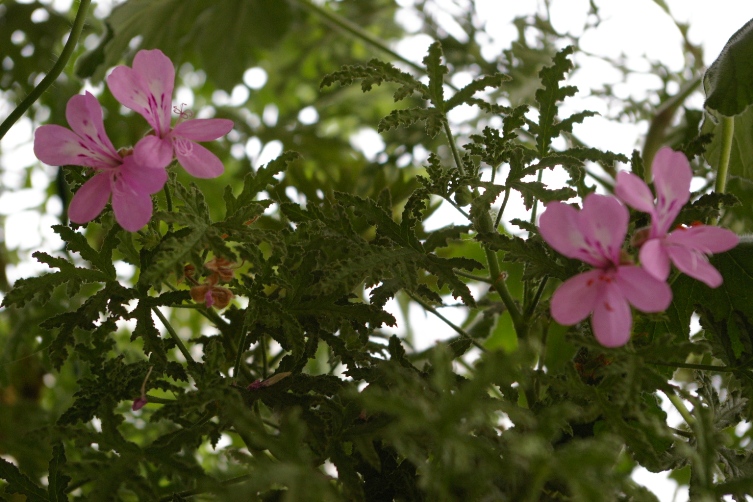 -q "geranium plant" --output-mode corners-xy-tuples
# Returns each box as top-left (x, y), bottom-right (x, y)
(1, 1), (752, 501)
